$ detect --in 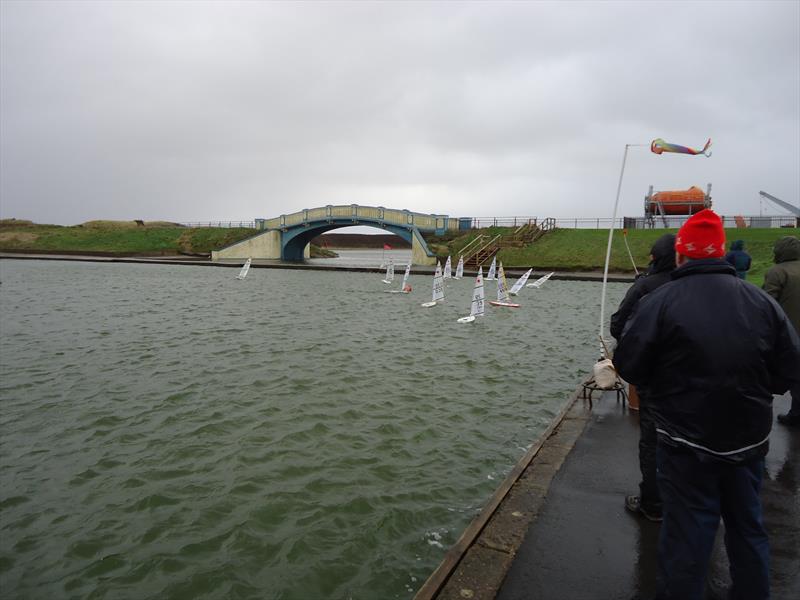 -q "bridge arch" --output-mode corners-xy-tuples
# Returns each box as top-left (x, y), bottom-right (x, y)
(212, 205), (467, 266)
(281, 222), (414, 260)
